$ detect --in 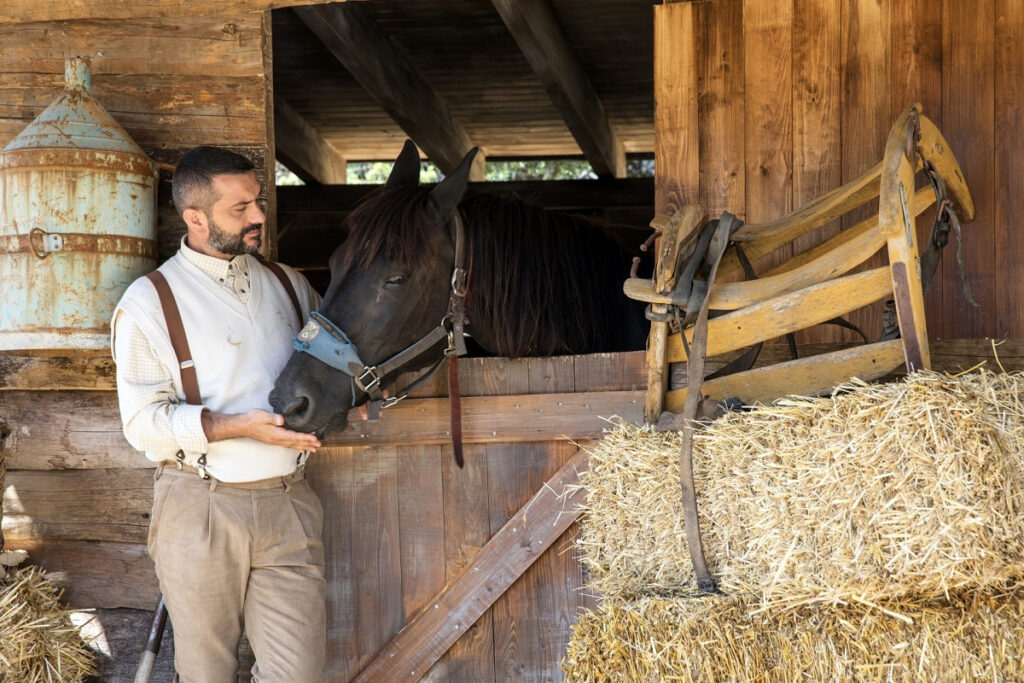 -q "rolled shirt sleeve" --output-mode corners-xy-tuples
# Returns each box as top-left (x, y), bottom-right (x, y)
(111, 310), (209, 457)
